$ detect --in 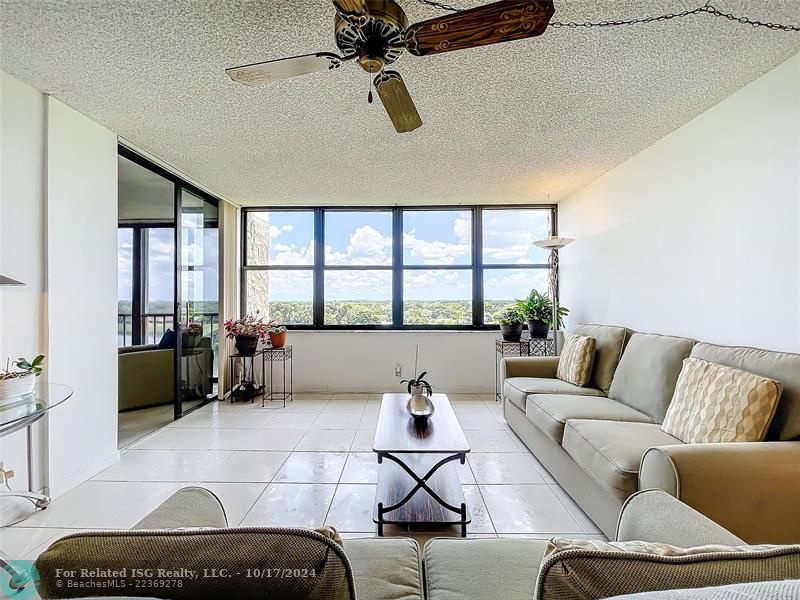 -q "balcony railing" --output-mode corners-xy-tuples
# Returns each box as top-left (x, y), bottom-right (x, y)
(118, 313), (219, 347)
